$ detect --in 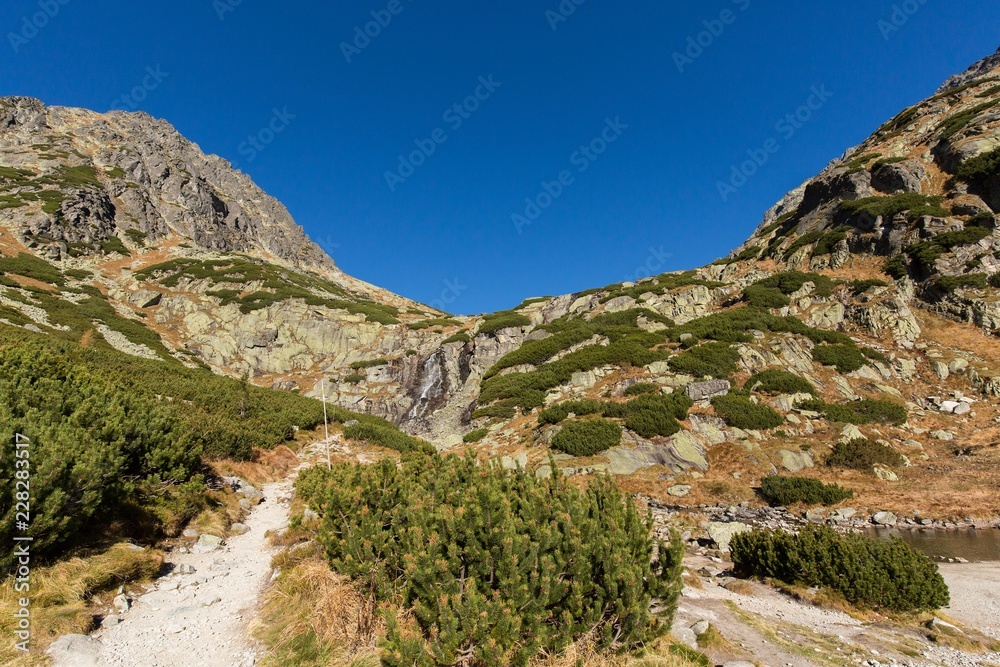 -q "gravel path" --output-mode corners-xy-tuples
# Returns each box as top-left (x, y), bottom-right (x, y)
(58, 481), (292, 667)
(939, 562), (1000, 640)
